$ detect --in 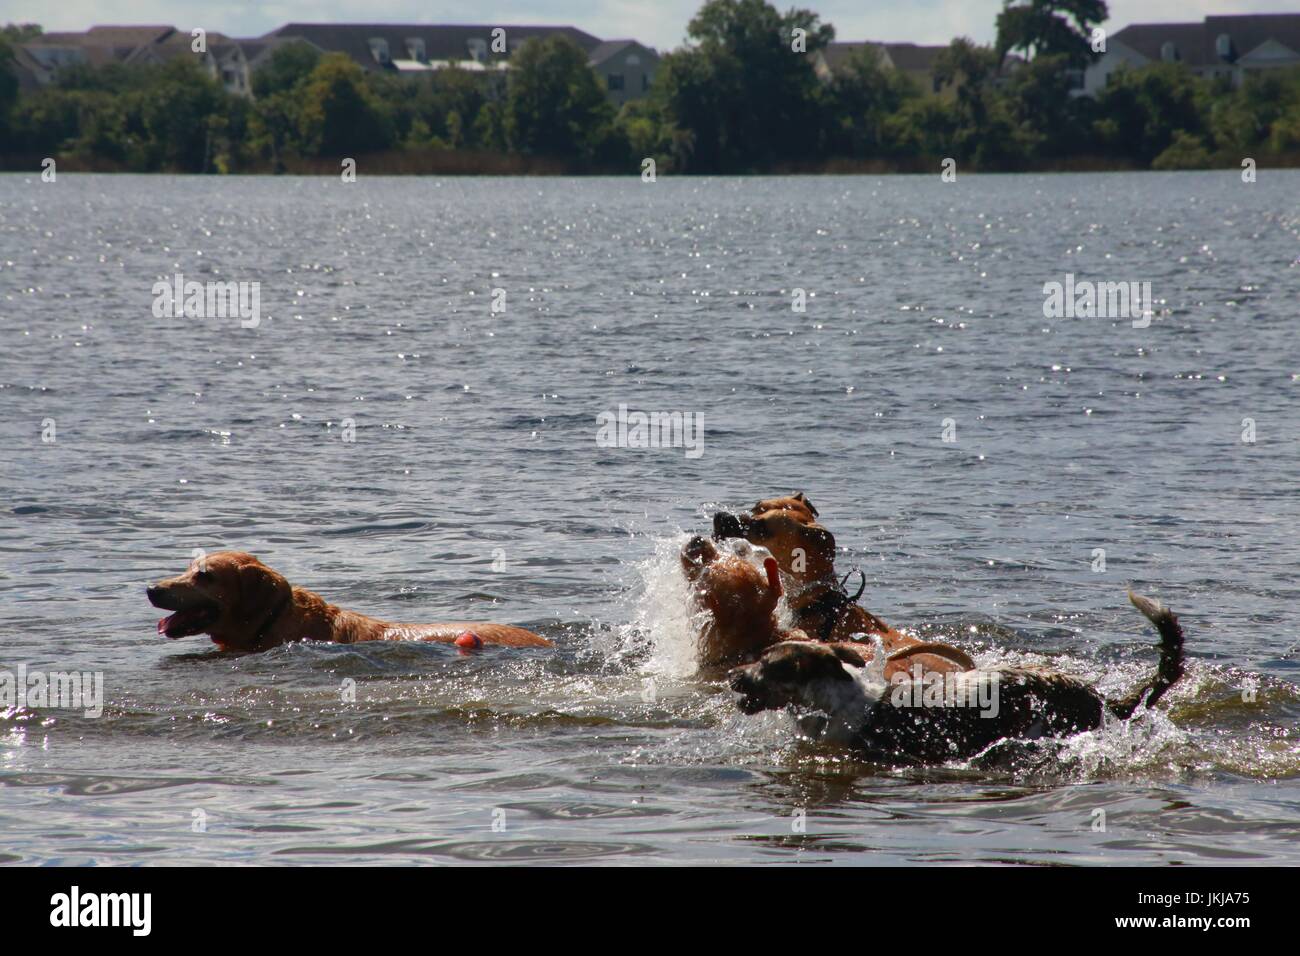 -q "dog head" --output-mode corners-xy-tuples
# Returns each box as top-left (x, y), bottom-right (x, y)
(727, 640), (871, 715)
(680, 535), (785, 668)
(147, 551), (291, 650)
(753, 493), (819, 522)
(712, 492), (836, 586)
